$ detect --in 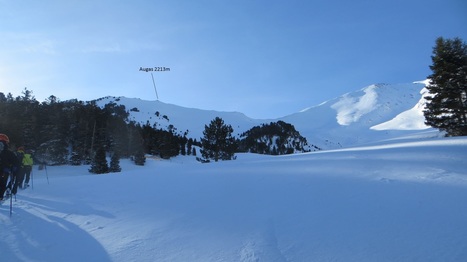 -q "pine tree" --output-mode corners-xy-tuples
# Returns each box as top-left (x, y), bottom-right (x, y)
(180, 136), (187, 156)
(70, 151), (82, 165)
(201, 117), (236, 161)
(89, 146), (109, 174)
(187, 138), (193, 155)
(424, 37), (467, 136)
(109, 152), (121, 172)
(134, 148), (146, 166)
